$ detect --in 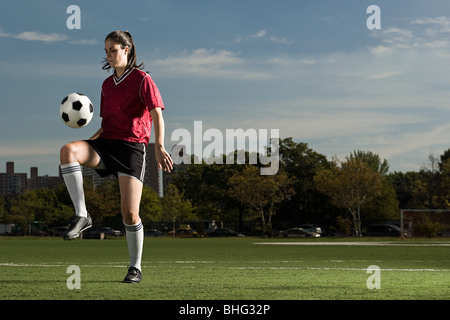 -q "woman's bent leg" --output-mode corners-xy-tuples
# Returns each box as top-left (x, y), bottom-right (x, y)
(59, 141), (99, 240)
